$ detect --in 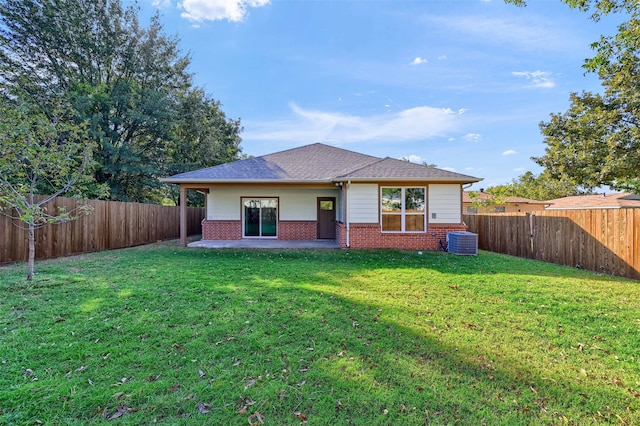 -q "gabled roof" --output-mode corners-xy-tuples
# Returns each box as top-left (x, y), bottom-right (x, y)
(545, 193), (640, 209)
(462, 191), (547, 205)
(162, 143), (482, 184)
